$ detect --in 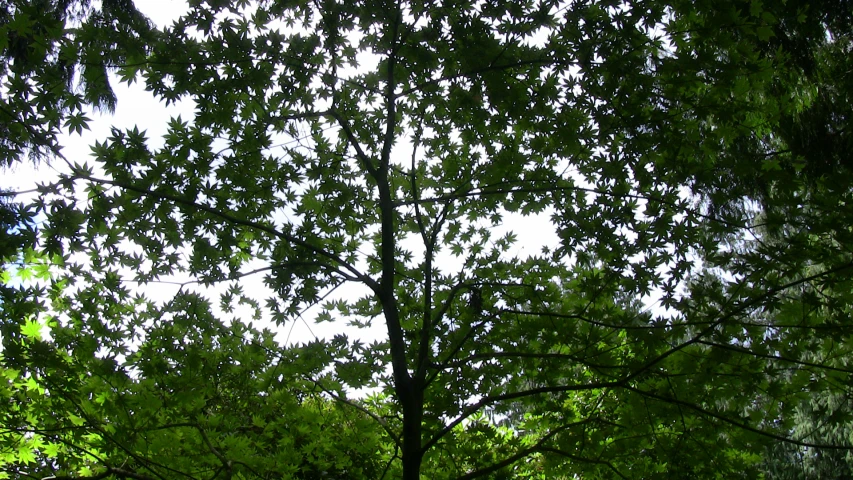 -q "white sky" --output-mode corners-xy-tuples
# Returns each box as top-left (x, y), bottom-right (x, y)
(2, 0), (562, 348)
